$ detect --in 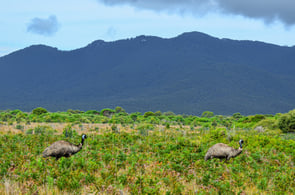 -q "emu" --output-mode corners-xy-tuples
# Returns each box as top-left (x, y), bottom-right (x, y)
(204, 139), (244, 161)
(43, 134), (87, 160)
